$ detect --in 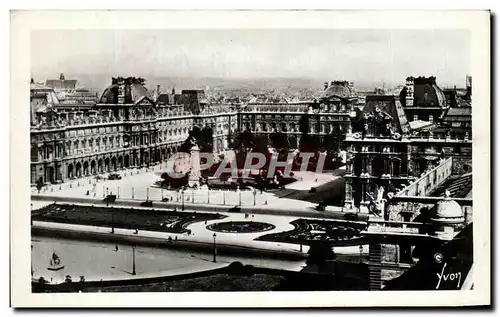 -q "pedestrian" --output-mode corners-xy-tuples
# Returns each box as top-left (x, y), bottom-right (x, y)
(134, 229), (138, 234)
(115, 245), (119, 252)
